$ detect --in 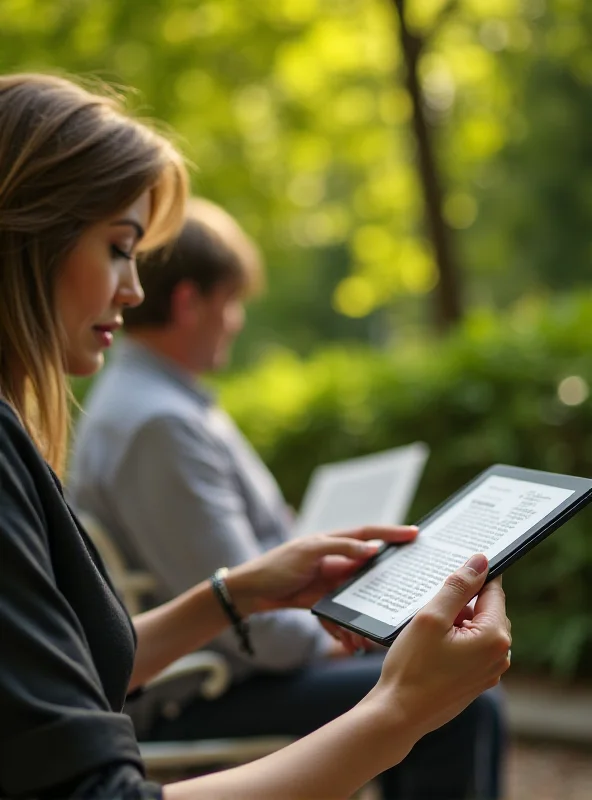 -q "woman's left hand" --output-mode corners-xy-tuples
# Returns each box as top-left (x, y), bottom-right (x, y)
(226, 526), (418, 615)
